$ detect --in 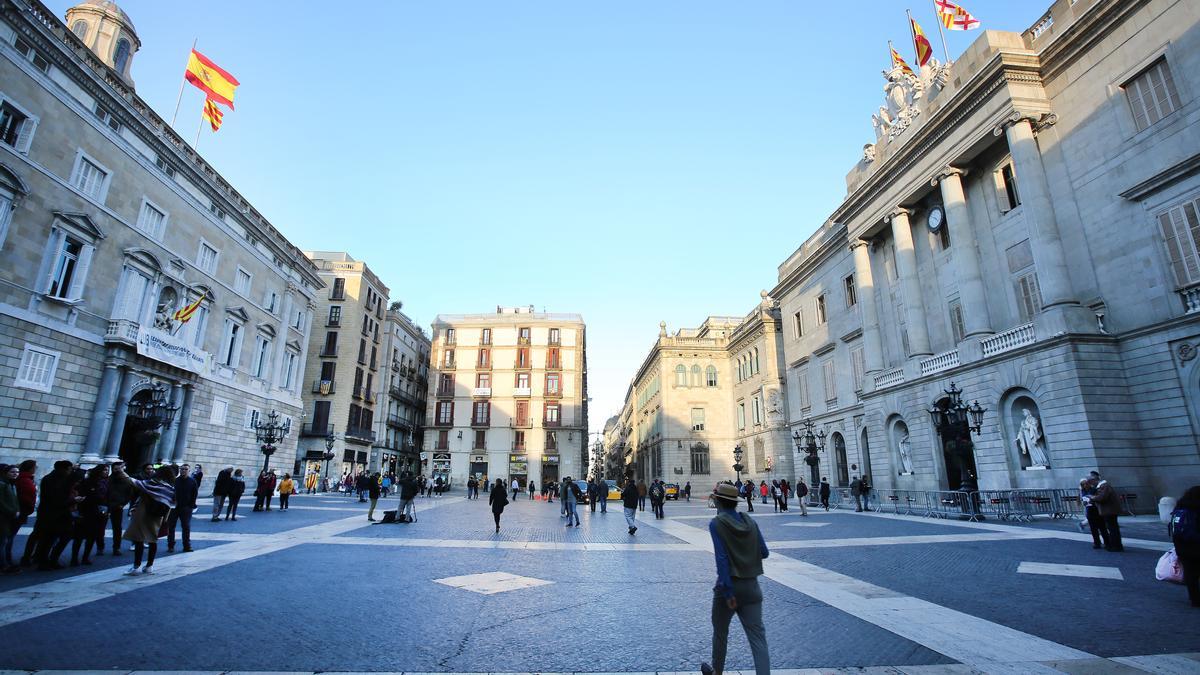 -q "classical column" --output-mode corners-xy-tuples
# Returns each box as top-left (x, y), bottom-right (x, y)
(104, 367), (135, 461)
(272, 289), (295, 388)
(80, 363), (122, 465)
(850, 240), (885, 373)
(1000, 115), (1078, 309)
(934, 167), (993, 338)
(157, 382), (185, 462)
(172, 385), (195, 462)
(889, 208), (933, 356)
